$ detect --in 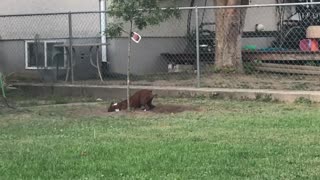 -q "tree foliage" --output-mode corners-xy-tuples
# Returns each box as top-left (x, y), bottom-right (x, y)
(106, 0), (180, 37)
